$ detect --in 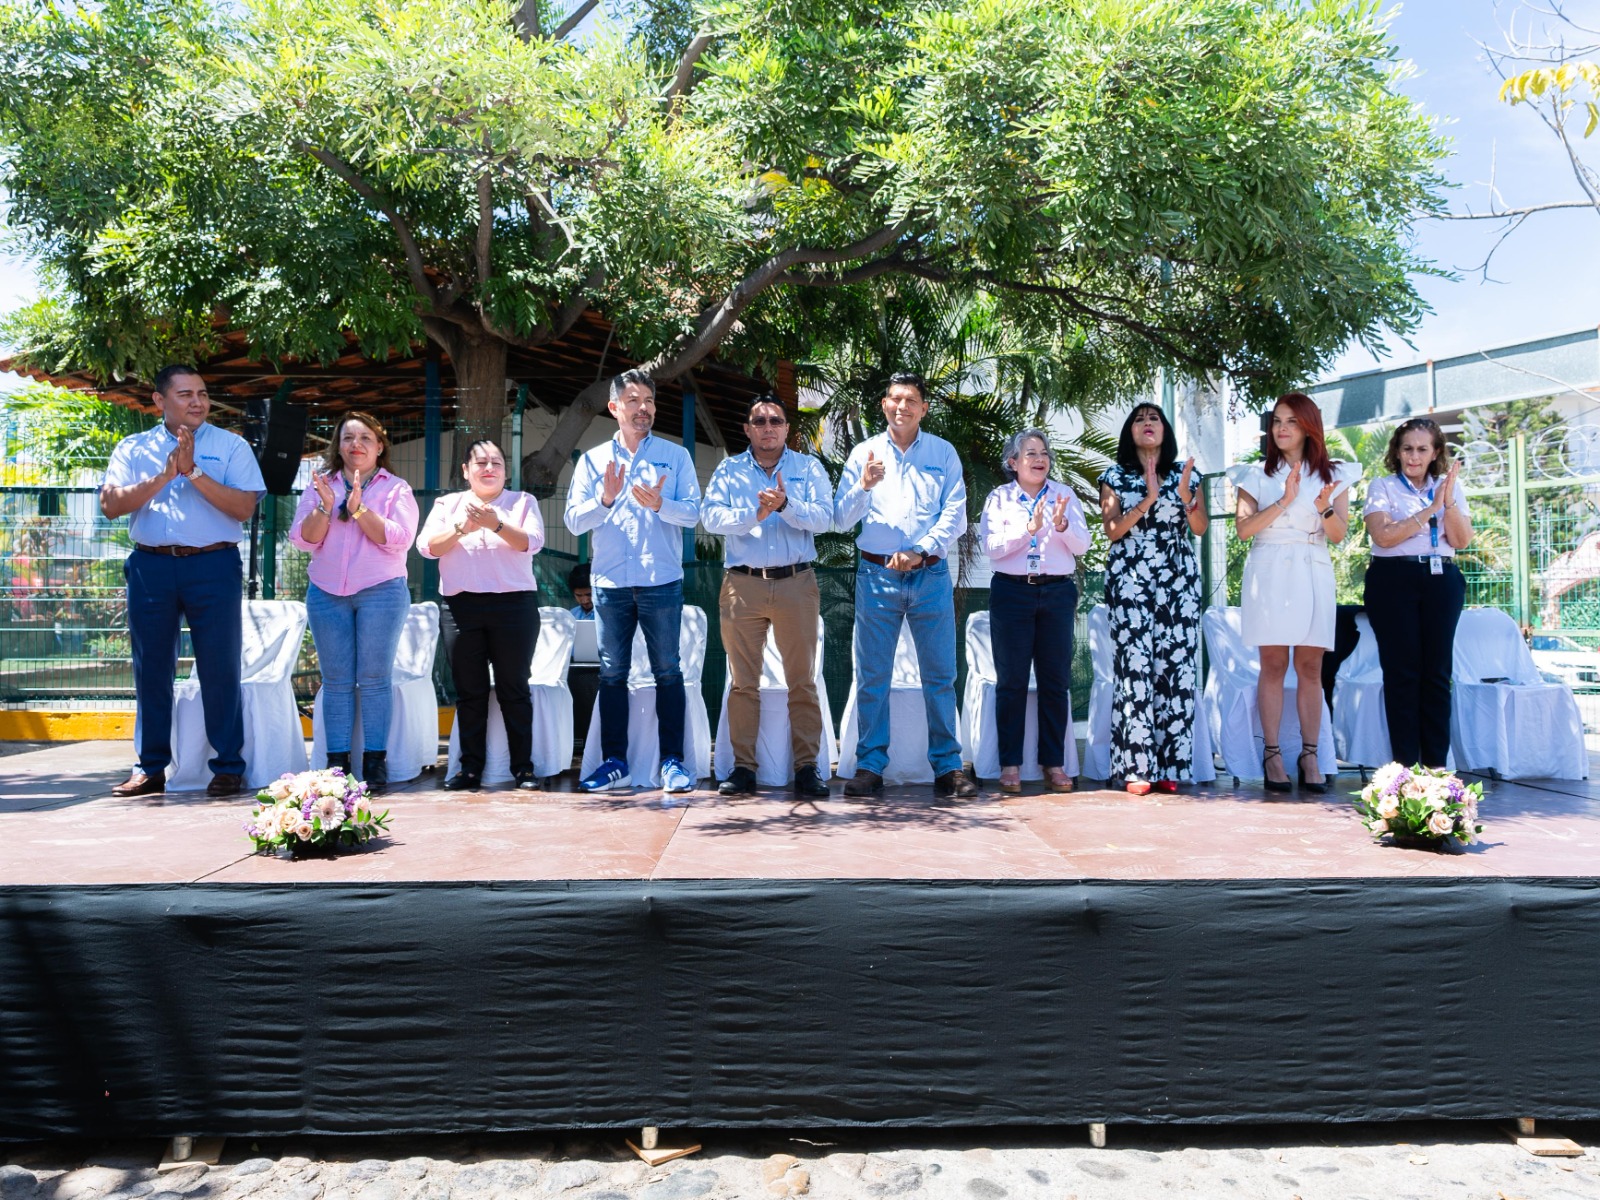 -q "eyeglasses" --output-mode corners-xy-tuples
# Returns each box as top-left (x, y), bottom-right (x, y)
(1018, 451), (1051, 462)
(746, 416), (788, 427)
